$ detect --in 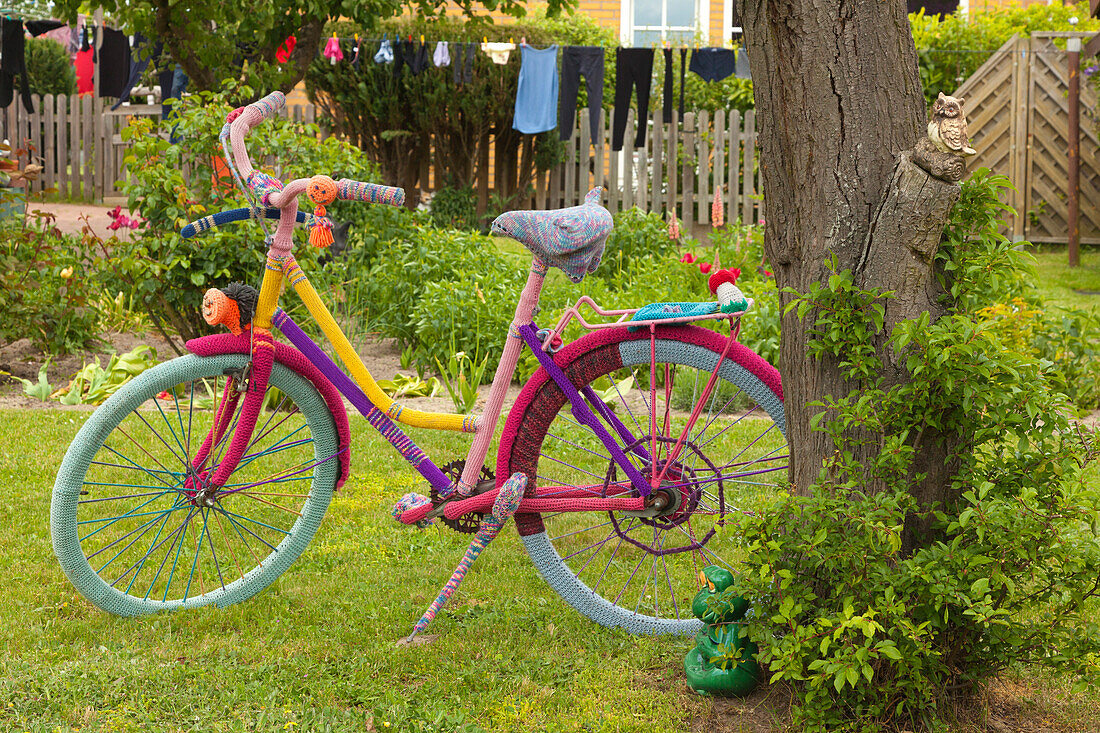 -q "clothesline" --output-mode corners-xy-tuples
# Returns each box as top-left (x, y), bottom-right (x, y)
(327, 35), (748, 51)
